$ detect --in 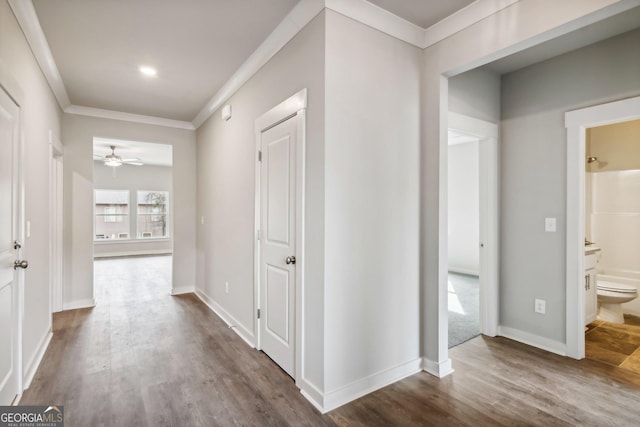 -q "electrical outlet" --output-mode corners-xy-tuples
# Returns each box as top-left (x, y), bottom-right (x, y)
(535, 299), (546, 314)
(225, 281), (229, 294)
